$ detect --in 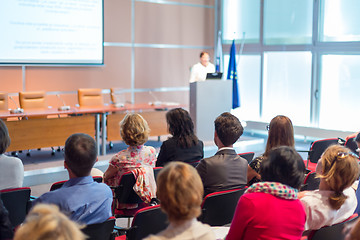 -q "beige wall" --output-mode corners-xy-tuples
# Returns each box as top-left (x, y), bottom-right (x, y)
(0, 0), (215, 108)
